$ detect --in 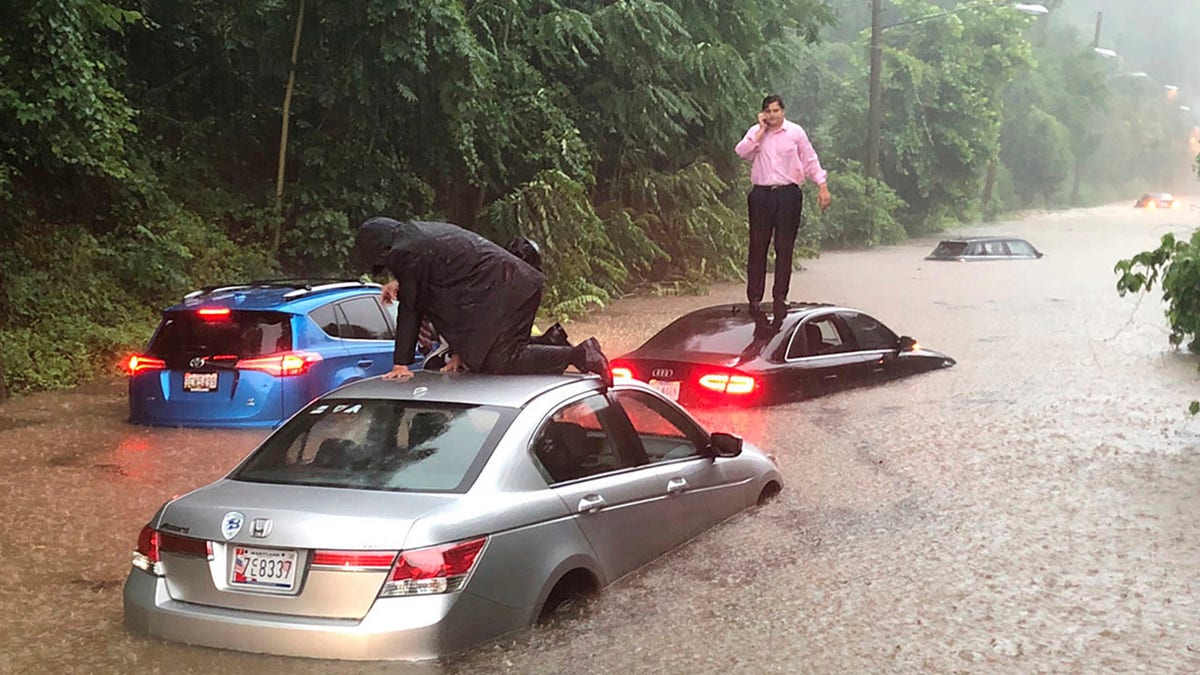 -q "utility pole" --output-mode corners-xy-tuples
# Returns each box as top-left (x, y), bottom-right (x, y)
(866, 0), (884, 187)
